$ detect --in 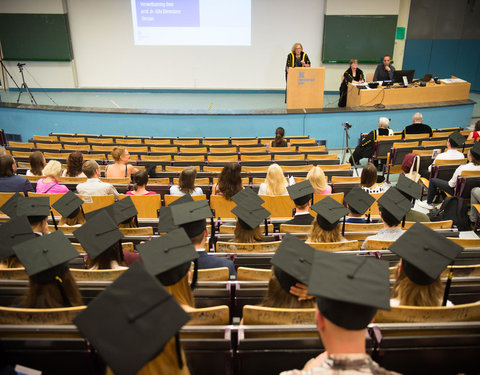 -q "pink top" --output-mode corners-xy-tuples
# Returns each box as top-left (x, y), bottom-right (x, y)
(36, 179), (69, 194)
(314, 185), (332, 195)
(126, 190), (157, 195)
